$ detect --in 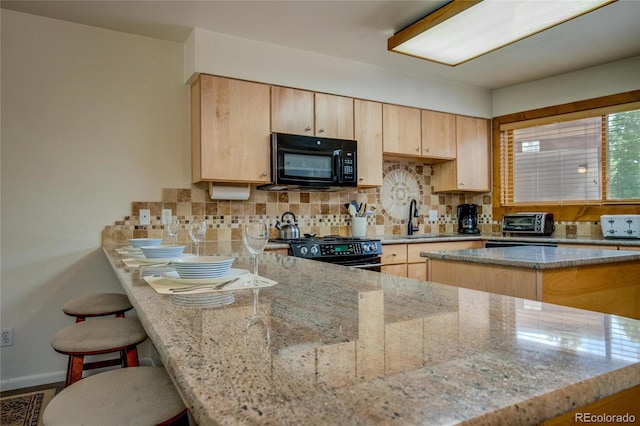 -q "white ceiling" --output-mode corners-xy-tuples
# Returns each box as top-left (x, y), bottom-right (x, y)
(2, 0), (639, 90)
